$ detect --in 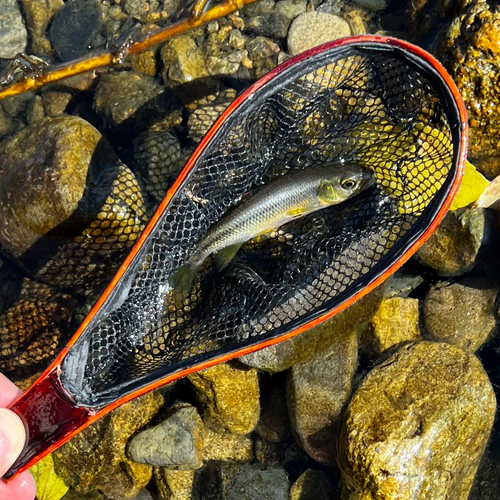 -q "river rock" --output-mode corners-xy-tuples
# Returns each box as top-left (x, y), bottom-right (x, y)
(240, 286), (382, 372)
(351, 0), (387, 10)
(220, 464), (289, 500)
(41, 90), (73, 116)
(339, 341), (496, 500)
(287, 12), (352, 56)
(436, 0), (500, 178)
(161, 35), (218, 96)
(362, 297), (421, 357)
(19, 0), (63, 56)
(255, 438), (286, 467)
(0, 116), (147, 291)
(0, 0), (28, 59)
(246, 36), (280, 78)
(154, 468), (194, 500)
(287, 328), (358, 466)
(54, 391), (164, 499)
(50, 0), (102, 61)
(290, 469), (335, 500)
(188, 362), (260, 434)
(94, 71), (163, 127)
(128, 403), (204, 469)
(416, 207), (484, 275)
(202, 426), (254, 463)
(423, 278), (498, 352)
